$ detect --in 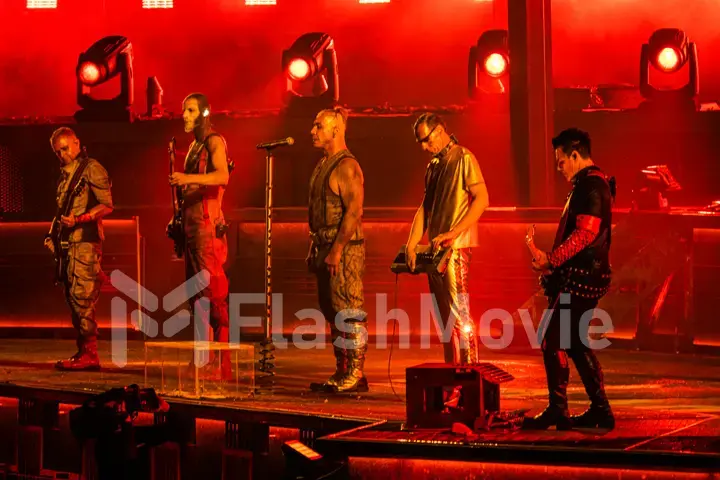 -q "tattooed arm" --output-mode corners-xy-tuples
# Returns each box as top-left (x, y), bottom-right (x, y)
(325, 157), (364, 275)
(331, 157), (364, 252)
